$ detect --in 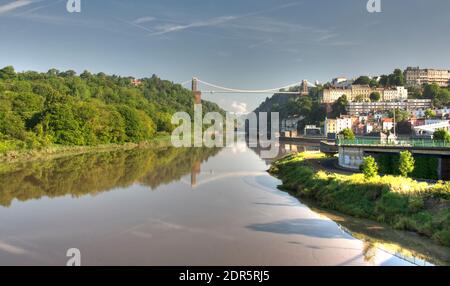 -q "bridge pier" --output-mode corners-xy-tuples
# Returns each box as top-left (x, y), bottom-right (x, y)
(192, 77), (202, 104)
(338, 146), (364, 170)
